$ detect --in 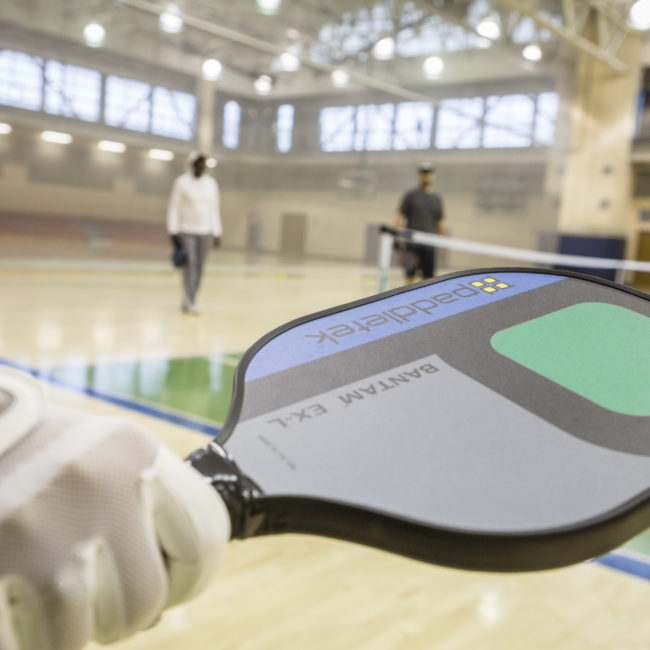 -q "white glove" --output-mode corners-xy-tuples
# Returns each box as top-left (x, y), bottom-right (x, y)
(0, 368), (230, 650)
